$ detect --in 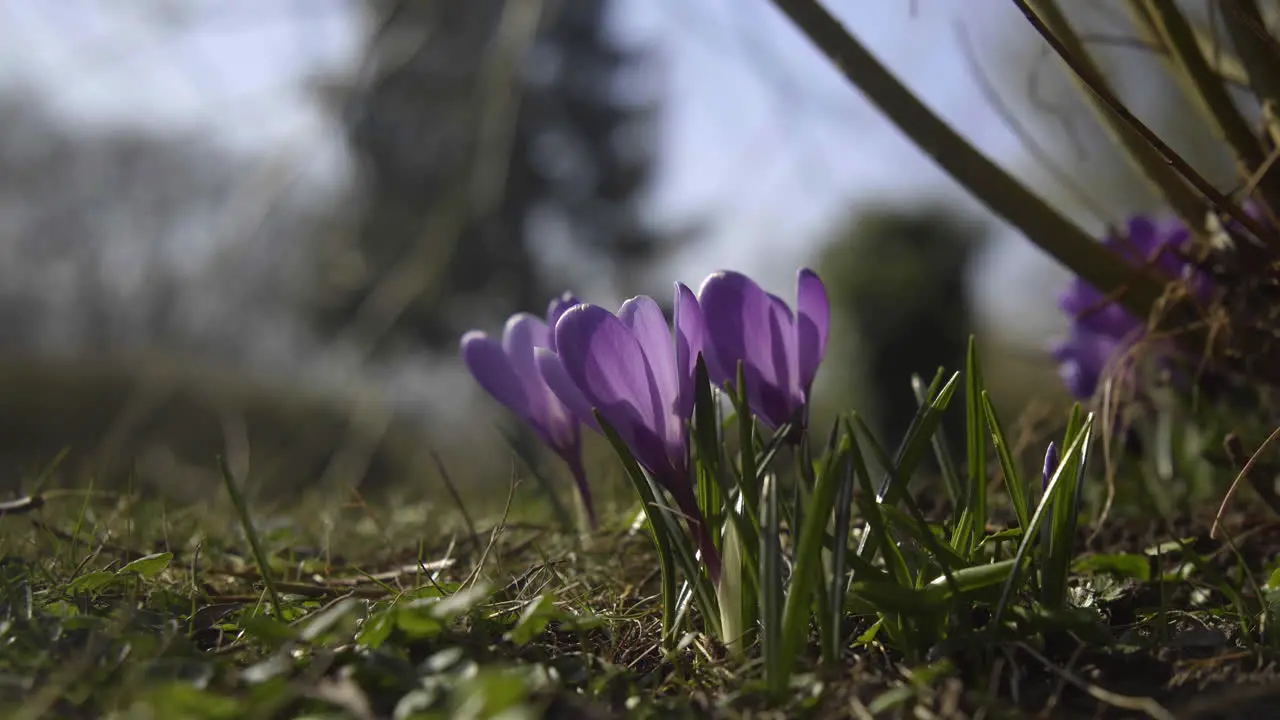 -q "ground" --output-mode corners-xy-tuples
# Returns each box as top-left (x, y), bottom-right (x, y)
(4, 472), (1280, 720)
